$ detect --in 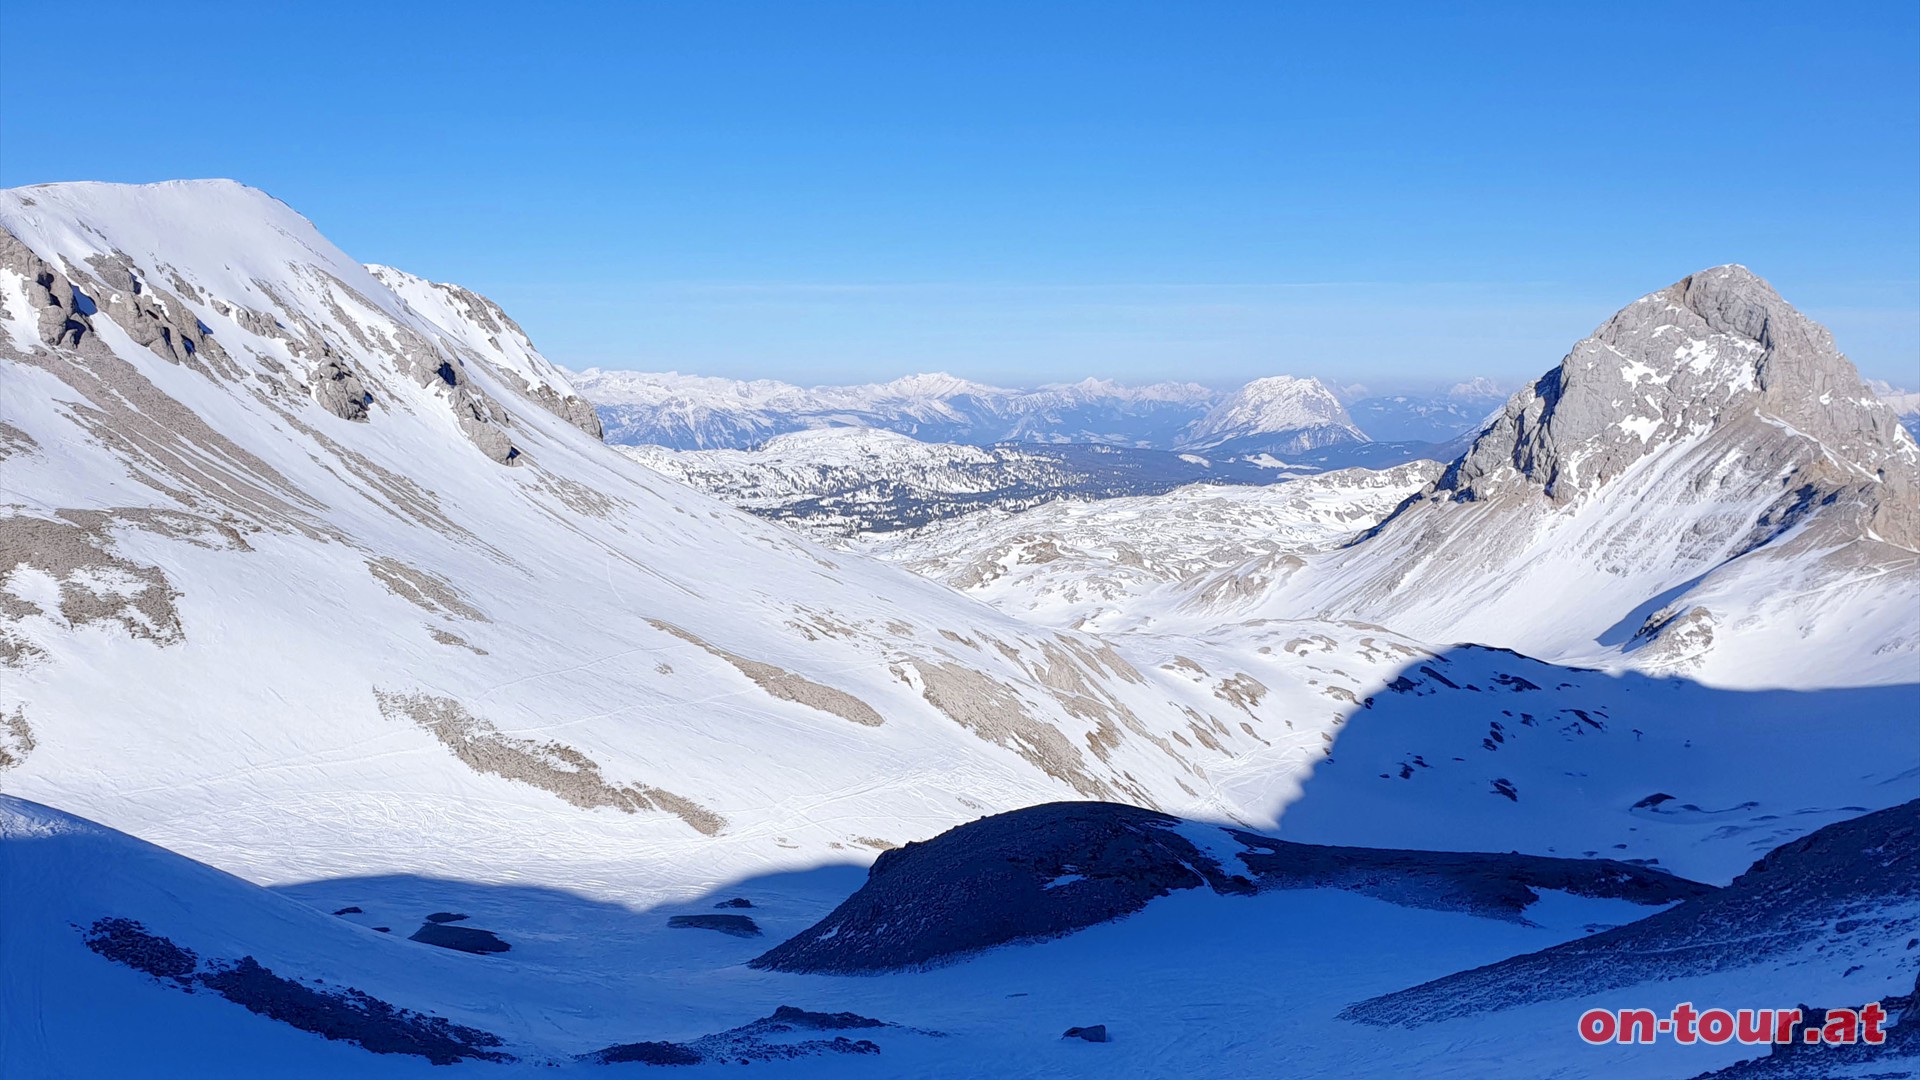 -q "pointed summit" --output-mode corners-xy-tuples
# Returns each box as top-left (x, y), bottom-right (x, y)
(1440, 265), (1914, 509)
(1235, 266), (1919, 683)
